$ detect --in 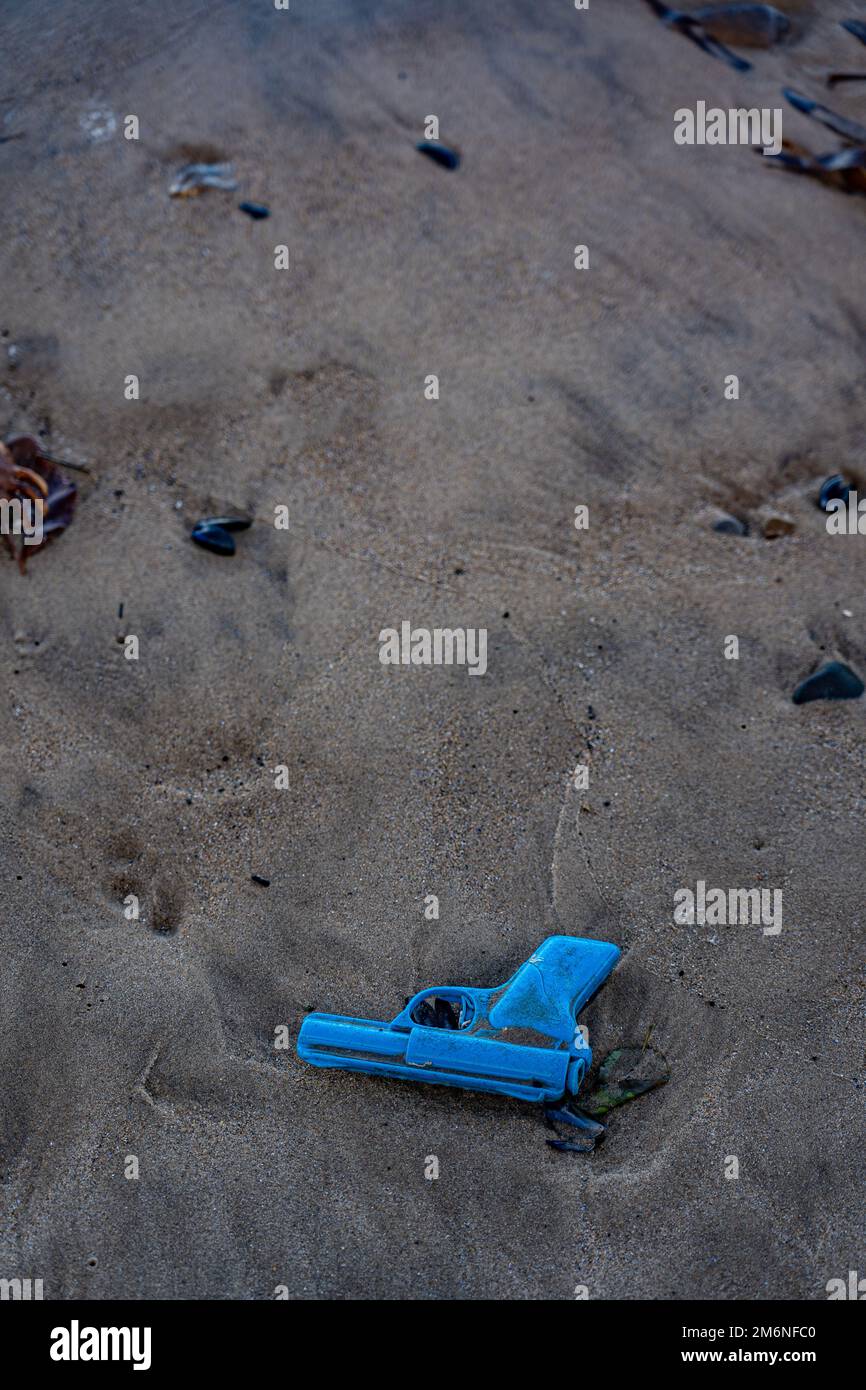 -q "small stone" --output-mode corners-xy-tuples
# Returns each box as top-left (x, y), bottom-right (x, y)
(251, 874), (270, 887)
(792, 661), (864, 704)
(239, 202), (270, 220)
(818, 475), (850, 511)
(762, 514), (795, 539)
